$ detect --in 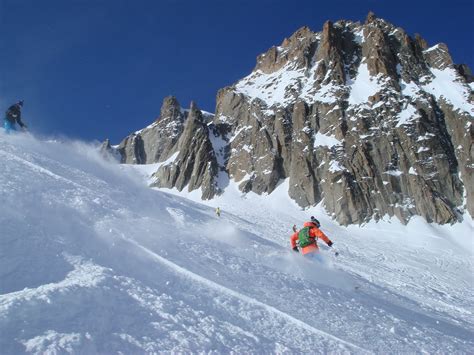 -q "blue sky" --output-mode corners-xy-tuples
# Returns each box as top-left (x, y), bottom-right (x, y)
(1, 0), (473, 143)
